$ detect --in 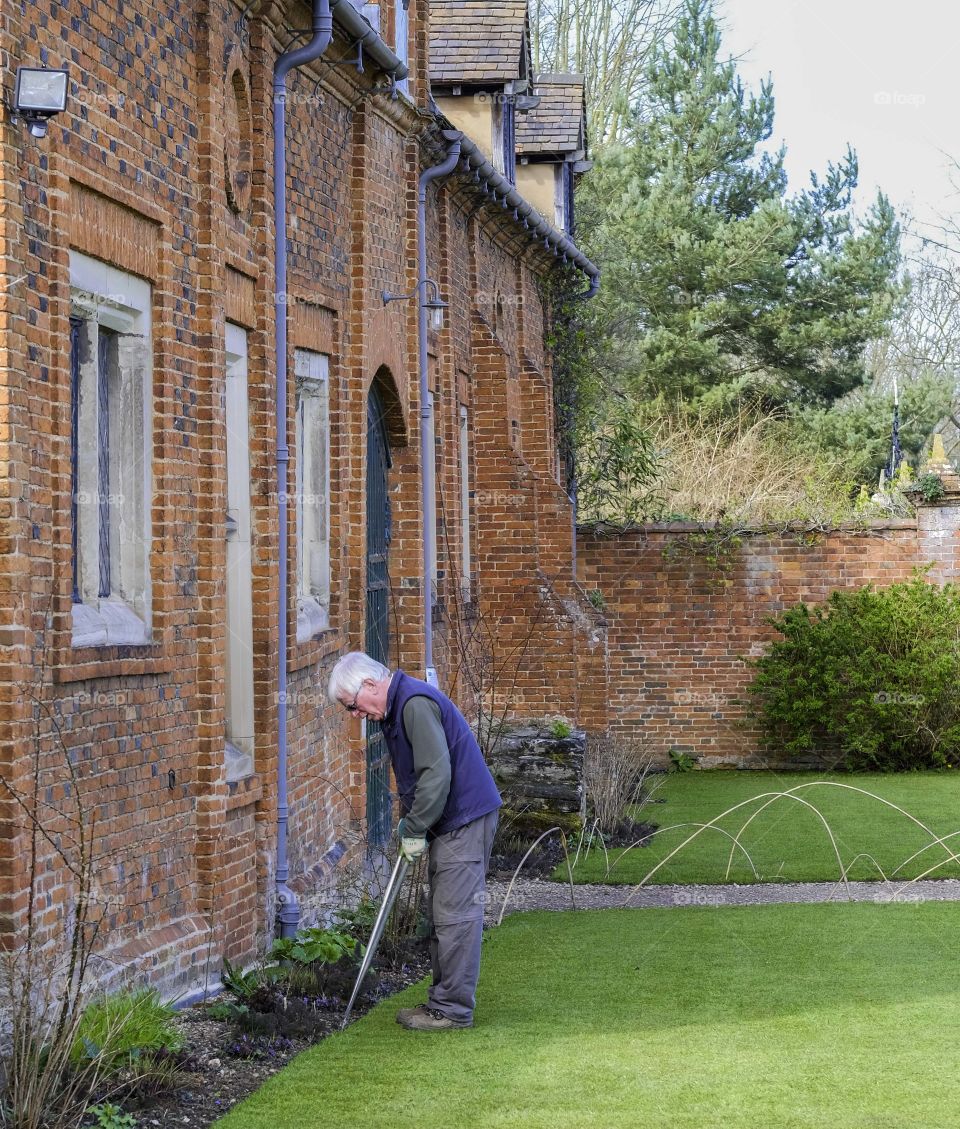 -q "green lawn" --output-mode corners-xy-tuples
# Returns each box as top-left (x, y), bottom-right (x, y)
(215, 903), (960, 1129)
(564, 771), (960, 885)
